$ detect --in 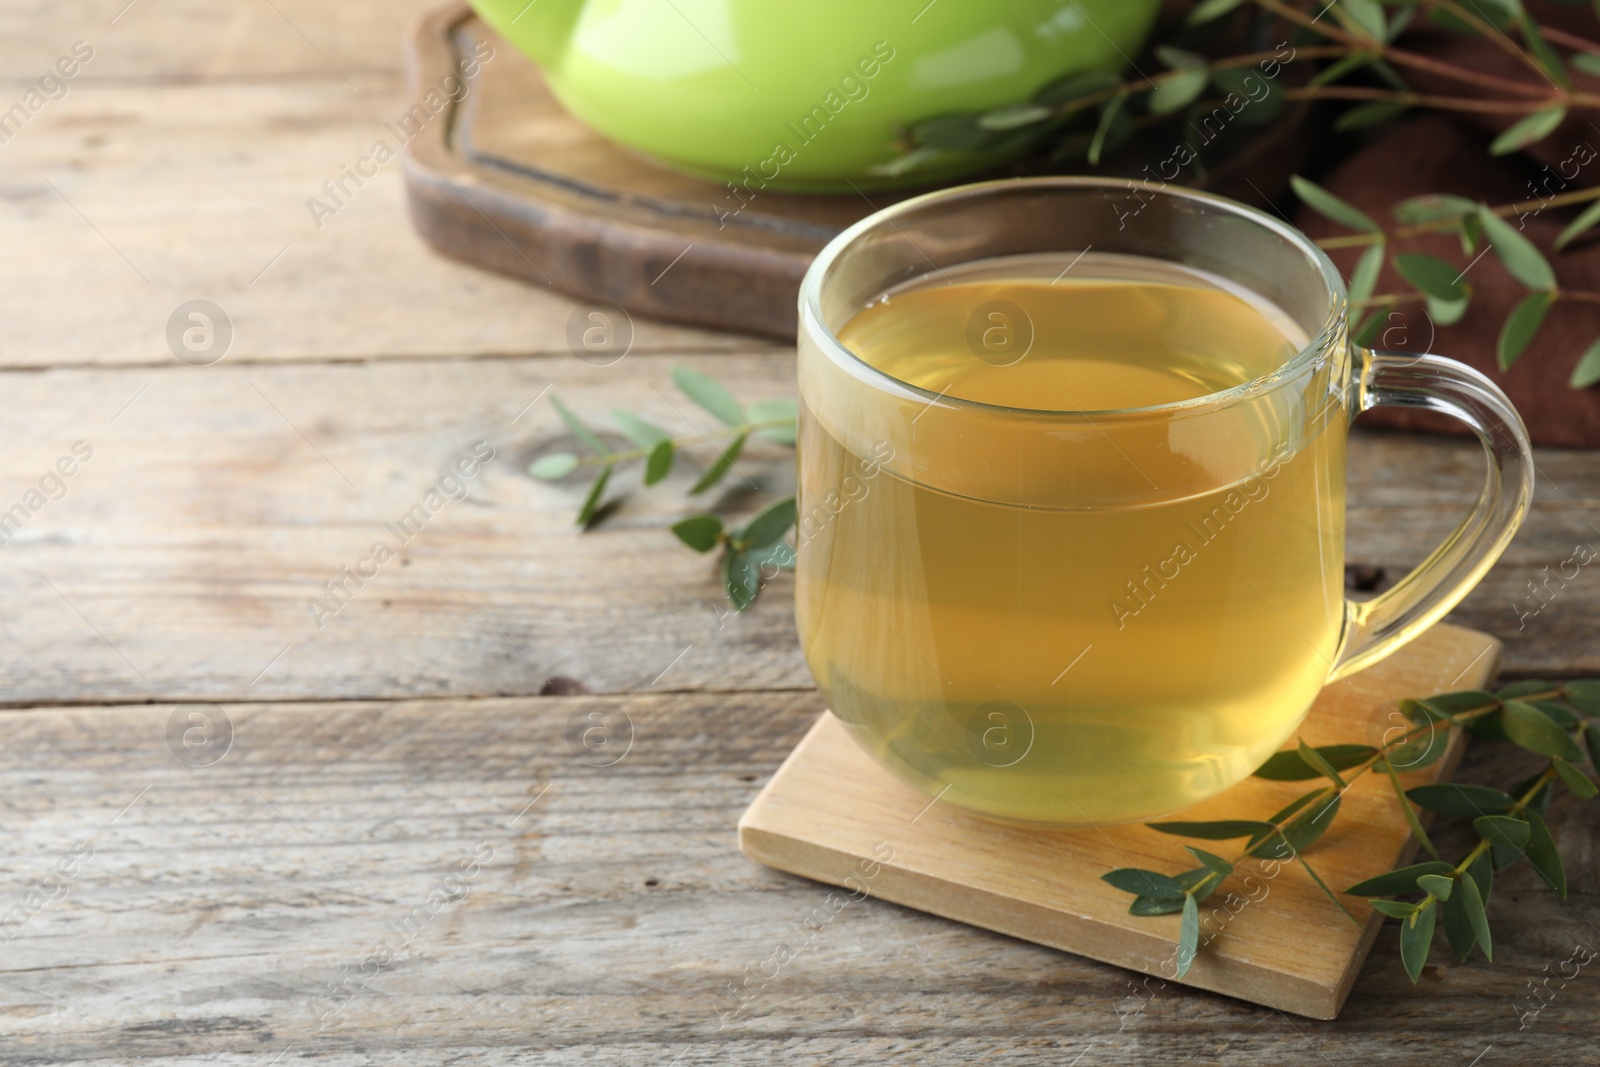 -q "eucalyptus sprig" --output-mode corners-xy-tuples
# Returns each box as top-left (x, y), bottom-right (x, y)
(528, 365), (799, 610)
(1103, 679), (1600, 981)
